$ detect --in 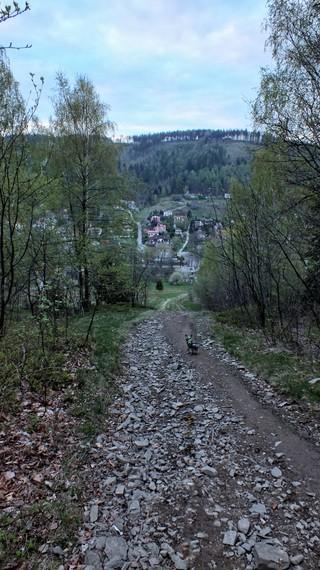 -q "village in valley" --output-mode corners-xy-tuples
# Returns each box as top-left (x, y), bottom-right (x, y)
(28, 192), (226, 296)
(137, 193), (226, 280)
